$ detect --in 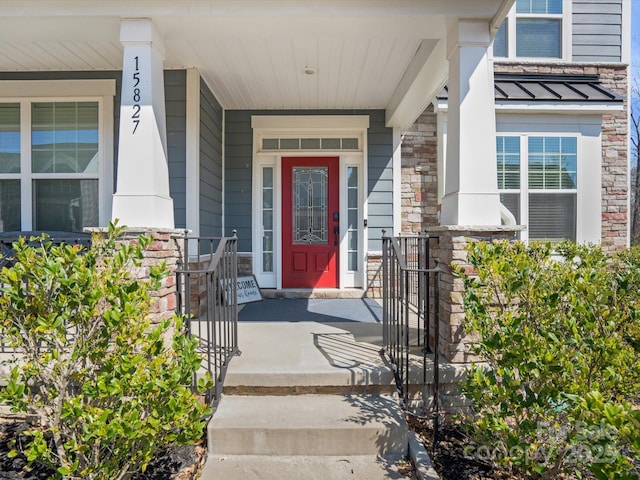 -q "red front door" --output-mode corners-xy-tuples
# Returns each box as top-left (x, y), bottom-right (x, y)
(282, 157), (339, 288)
